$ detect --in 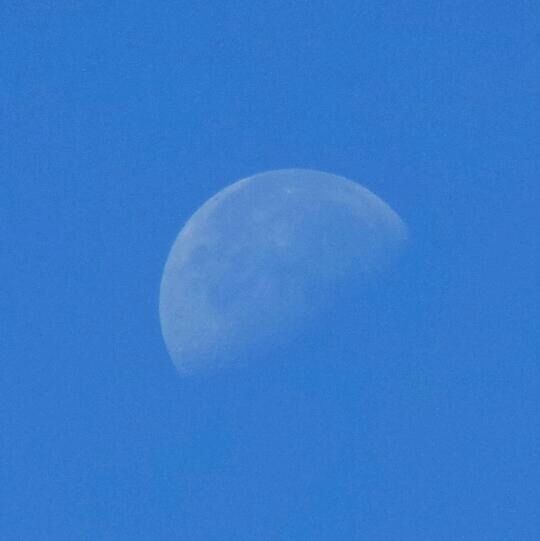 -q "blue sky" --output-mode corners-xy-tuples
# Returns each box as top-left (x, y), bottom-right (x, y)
(2, 2), (539, 539)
